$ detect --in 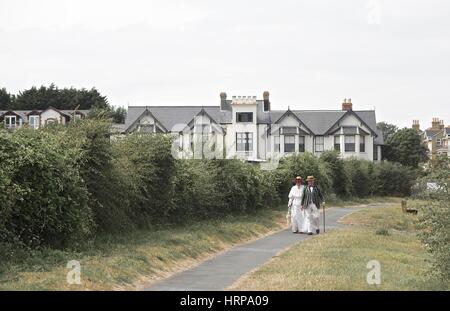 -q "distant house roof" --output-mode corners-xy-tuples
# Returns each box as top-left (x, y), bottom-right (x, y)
(424, 129), (443, 139)
(0, 109), (89, 123)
